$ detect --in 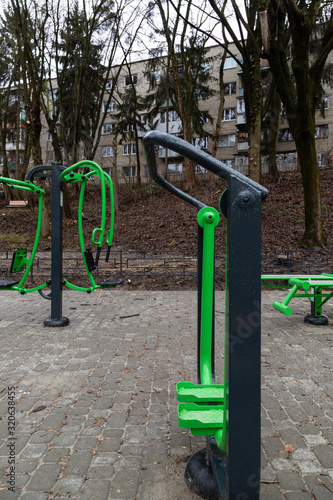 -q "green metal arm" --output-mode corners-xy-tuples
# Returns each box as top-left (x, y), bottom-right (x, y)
(61, 162), (115, 292)
(0, 177), (45, 293)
